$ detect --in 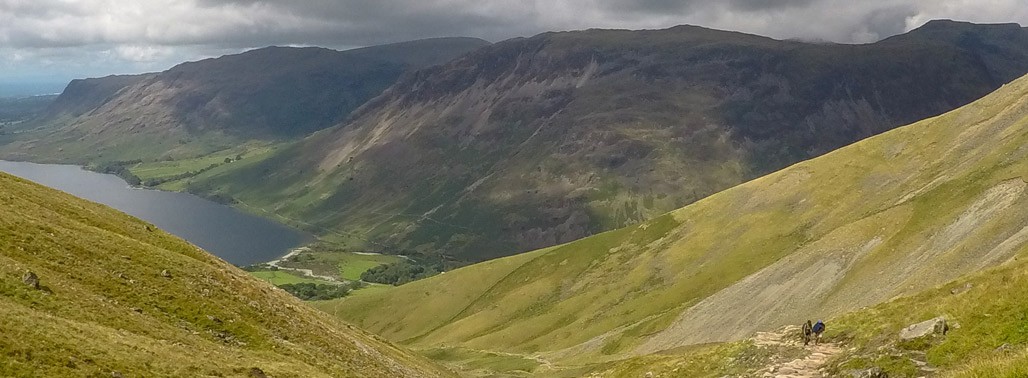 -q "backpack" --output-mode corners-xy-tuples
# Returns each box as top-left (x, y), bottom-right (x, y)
(812, 321), (825, 333)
